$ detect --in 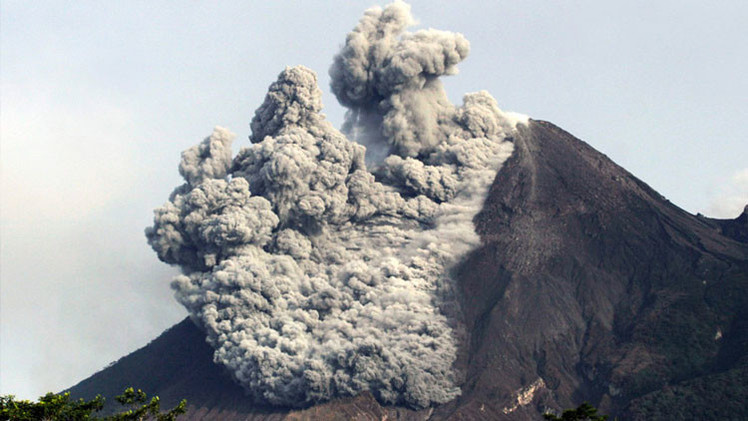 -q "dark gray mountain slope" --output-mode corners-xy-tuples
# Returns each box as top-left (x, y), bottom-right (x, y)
(68, 120), (748, 420)
(450, 120), (748, 420)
